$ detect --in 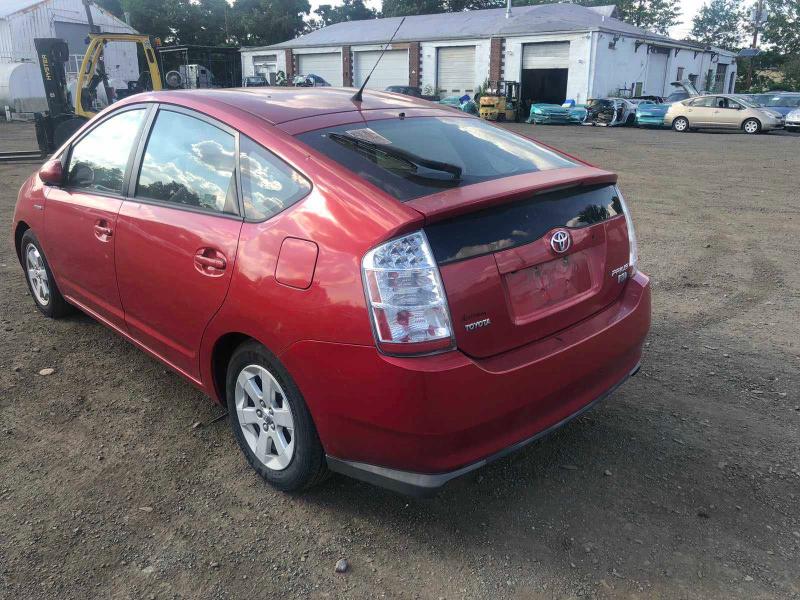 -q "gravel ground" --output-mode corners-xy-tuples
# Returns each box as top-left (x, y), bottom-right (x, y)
(1, 119), (799, 599)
